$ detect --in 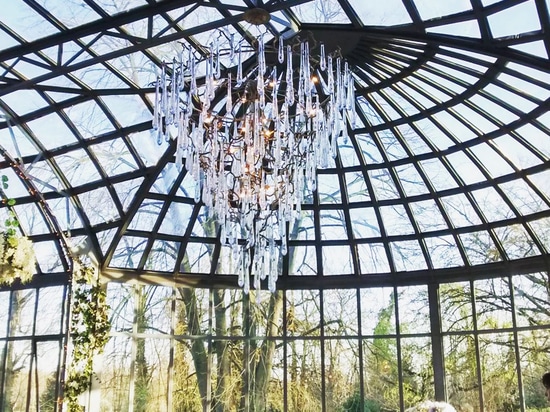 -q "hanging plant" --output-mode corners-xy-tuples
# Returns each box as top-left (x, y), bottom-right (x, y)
(0, 174), (35, 285)
(64, 258), (111, 412)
